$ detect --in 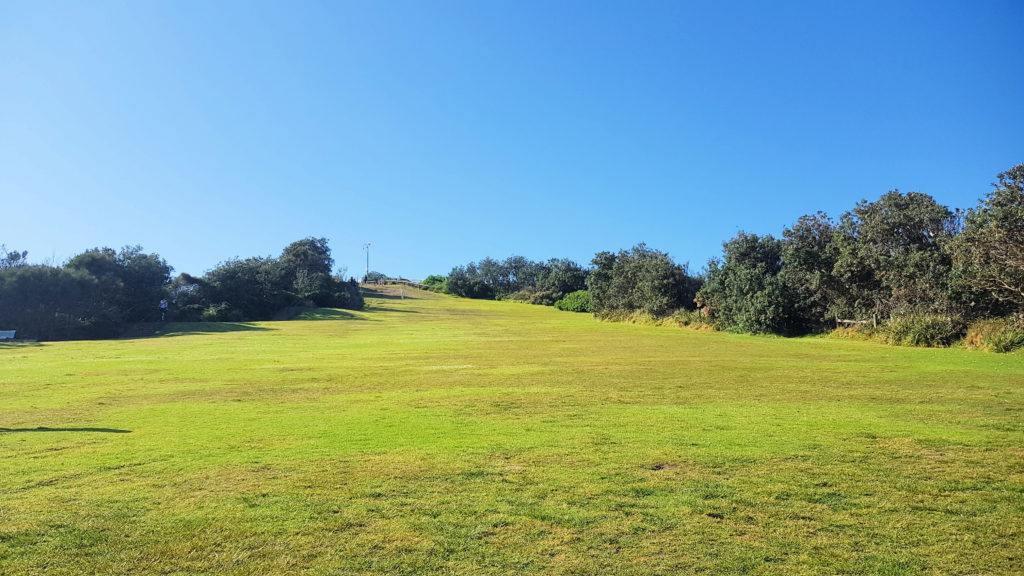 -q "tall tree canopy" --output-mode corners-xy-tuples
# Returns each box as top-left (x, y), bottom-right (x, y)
(588, 243), (699, 317)
(445, 256), (587, 304)
(950, 164), (1024, 312)
(66, 246), (173, 327)
(0, 245), (28, 270)
(781, 212), (839, 332)
(697, 233), (791, 334)
(831, 191), (958, 319)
